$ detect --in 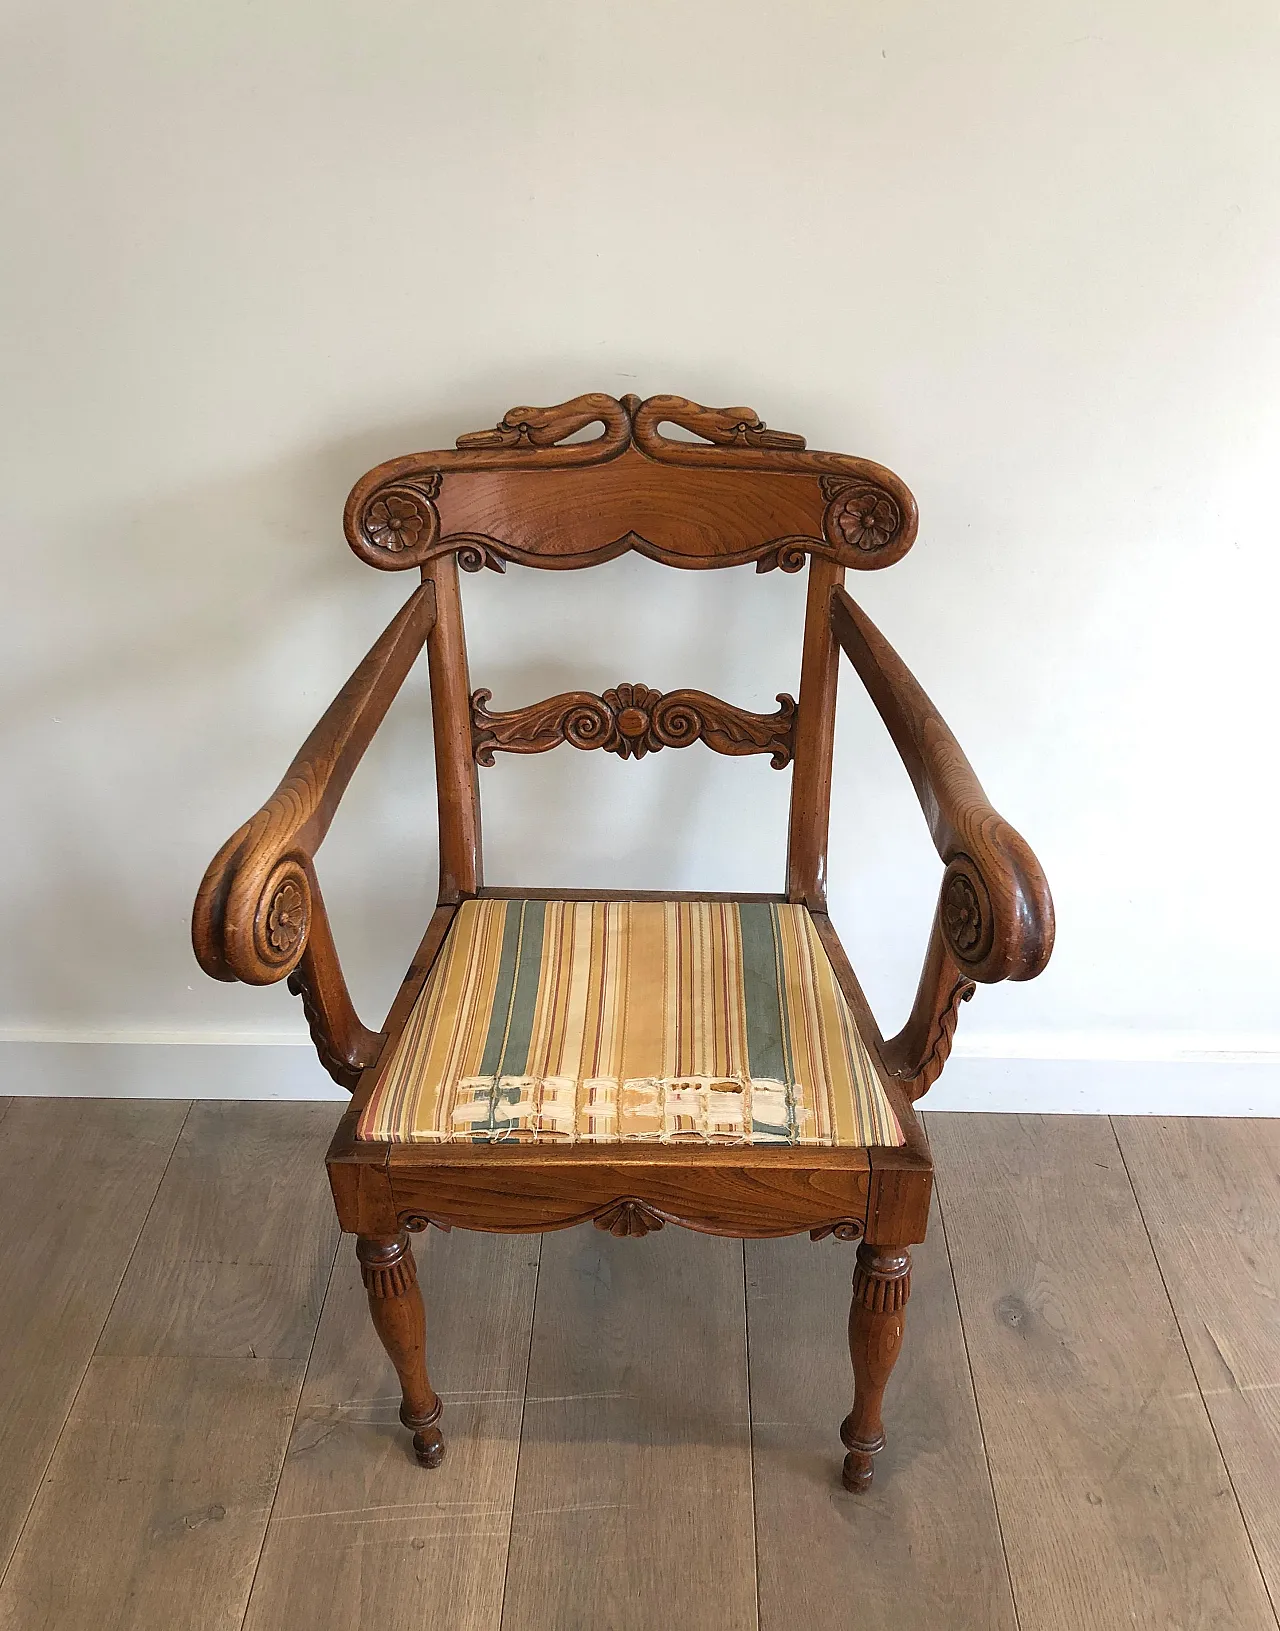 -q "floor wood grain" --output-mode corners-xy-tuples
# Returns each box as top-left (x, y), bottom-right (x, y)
(0, 1097), (188, 1580)
(242, 1227), (540, 1631)
(930, 1112), (1277, 1631)
(499, 1227), (757, 1631)
(0, 1102), (339, 1631)
(99, 1101), (339, 1362)
(1115, 1116), (1280, 1616)
(747, 1197), (1018, 1631)
(4, 1105), (1280, 1630)
(0, 1356), (299, 1631)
